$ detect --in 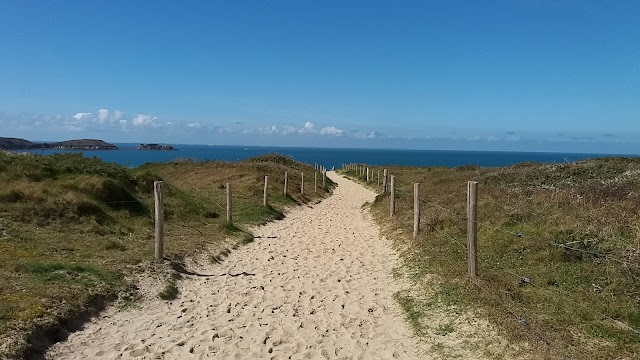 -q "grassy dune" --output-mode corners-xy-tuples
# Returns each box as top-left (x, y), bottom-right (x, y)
(0, 152), (334, 359)
(343, 158), (640, 359)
